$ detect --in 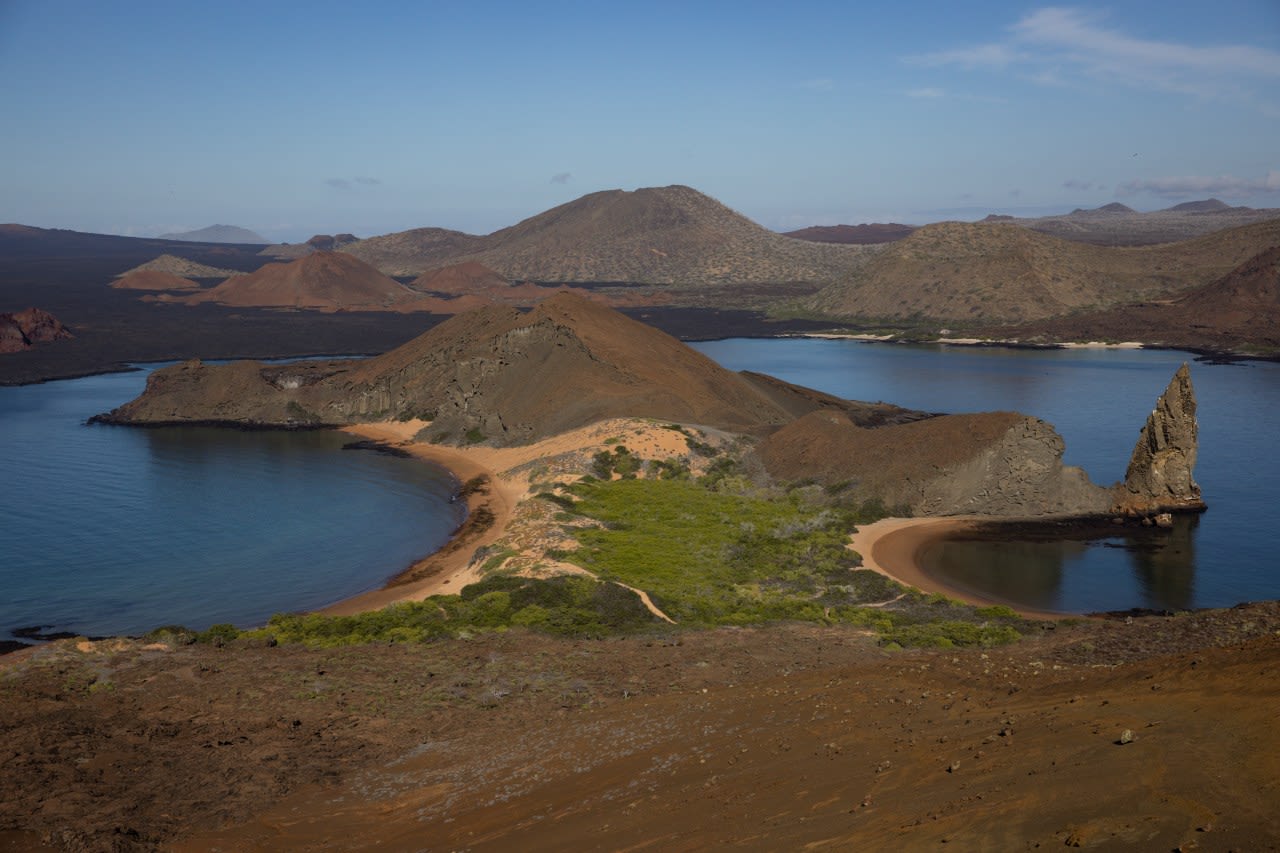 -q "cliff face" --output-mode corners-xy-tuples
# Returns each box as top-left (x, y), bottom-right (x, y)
(757, 409), (1111, 517)
(1115, 364), (1204, 514)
